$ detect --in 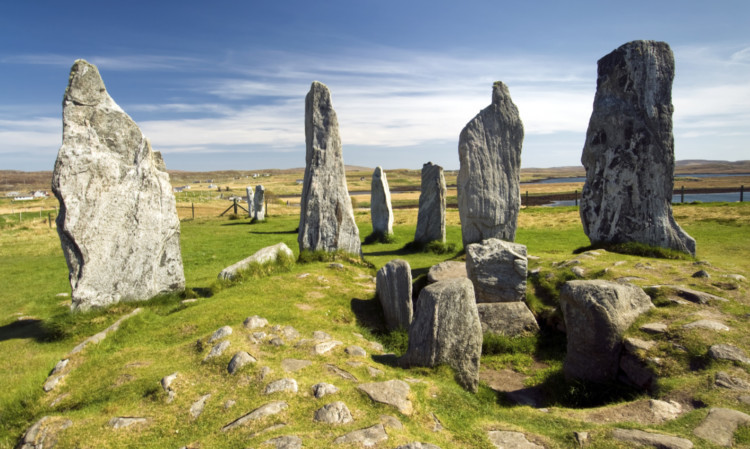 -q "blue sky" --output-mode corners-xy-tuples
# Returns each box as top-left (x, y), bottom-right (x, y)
(1, 0), (748, 171)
